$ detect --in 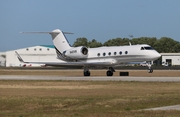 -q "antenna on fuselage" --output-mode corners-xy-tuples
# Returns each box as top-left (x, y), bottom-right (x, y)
(128, 34), (133, 46)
